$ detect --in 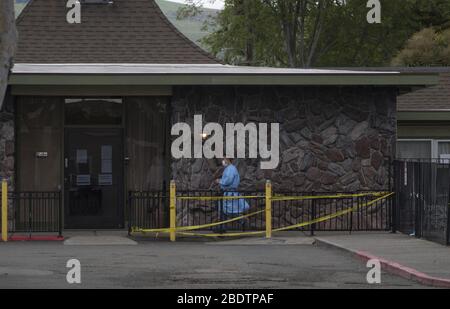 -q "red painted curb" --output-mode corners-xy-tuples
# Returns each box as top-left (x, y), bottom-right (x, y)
(355, 250), (450, 288)
(315, 238), (450, 288)
(9, 235), (65, 241)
